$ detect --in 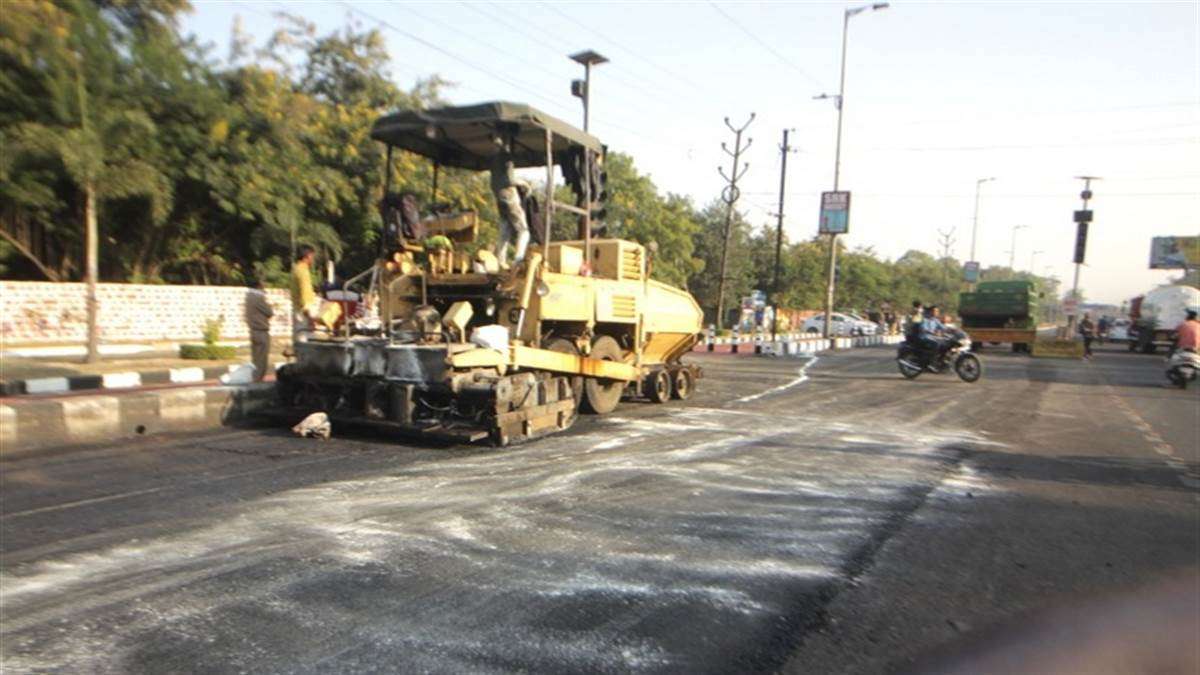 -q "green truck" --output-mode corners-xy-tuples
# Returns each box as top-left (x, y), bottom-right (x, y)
(958, 280), (1041, 353)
